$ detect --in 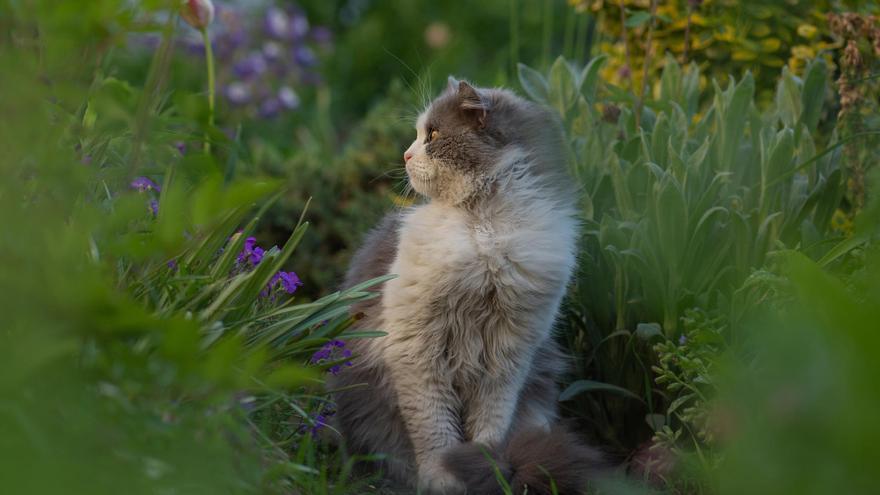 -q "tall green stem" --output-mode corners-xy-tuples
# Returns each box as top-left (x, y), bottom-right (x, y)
(202, 27), (215, 154)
